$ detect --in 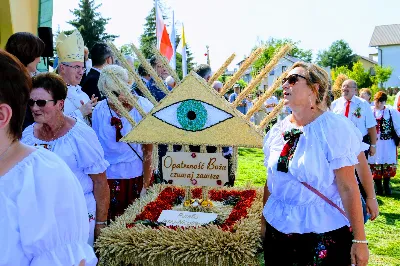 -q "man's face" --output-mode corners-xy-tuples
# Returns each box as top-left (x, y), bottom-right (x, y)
(234, 87), (240, 94)
(341, 80), (357, 100)
(59, 61), (85, 86)
(154, 60), (169, 80)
